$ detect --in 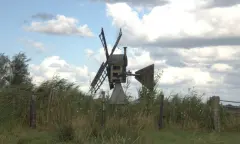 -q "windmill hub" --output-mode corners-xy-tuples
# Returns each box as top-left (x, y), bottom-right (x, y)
(89, 28), (155, 105)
